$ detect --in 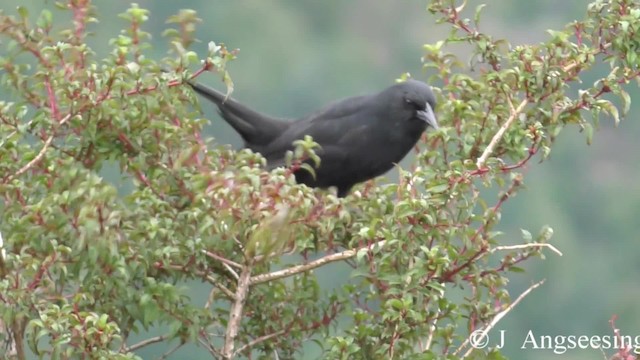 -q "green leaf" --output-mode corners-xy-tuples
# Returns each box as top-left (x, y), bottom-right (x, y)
(474, 4), (486, 26)
(37, 9), (53, 29)
(429, 184), (449, 193)
(584, 122), (593, 145)
(17, 6), (29, 21)
(620, 90), (631, 117)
